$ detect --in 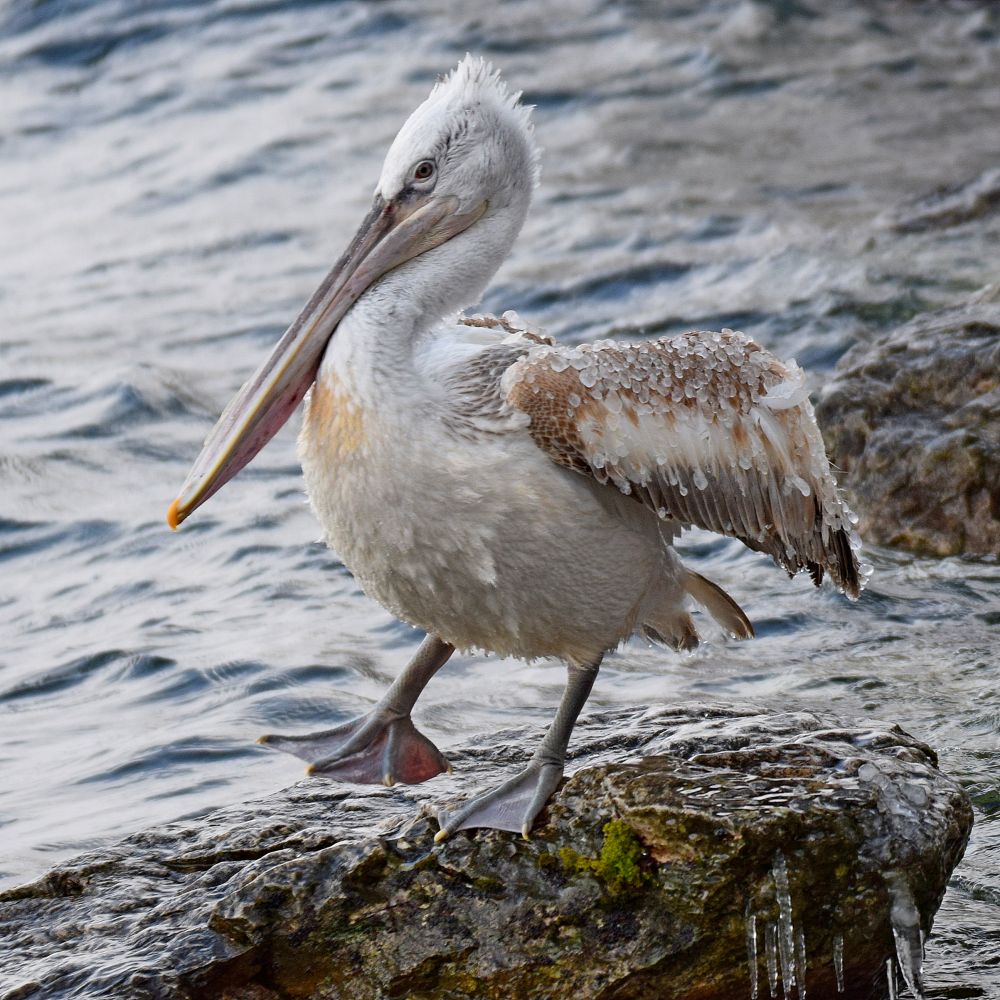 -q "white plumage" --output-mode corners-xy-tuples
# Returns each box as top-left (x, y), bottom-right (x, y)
(170, 56), (864, 840)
